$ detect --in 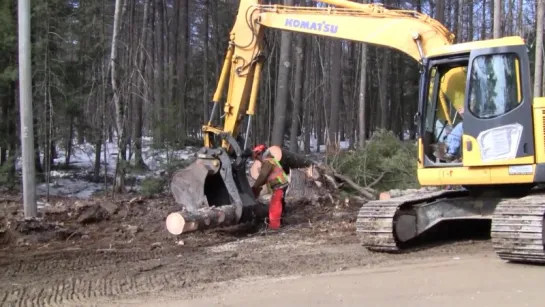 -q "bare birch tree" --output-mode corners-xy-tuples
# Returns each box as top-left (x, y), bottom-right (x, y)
(110, 0), (126, 193)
